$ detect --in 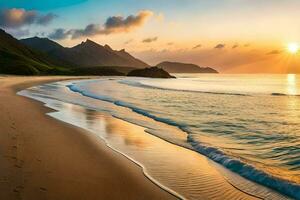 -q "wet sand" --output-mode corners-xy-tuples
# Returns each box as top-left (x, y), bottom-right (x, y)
(0, 76), (176, 200)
